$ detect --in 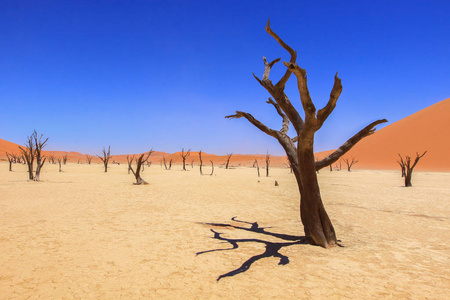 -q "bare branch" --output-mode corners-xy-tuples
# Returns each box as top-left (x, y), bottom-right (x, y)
(315, 119), (388, 170)
(225, 111), (278, 138)
(266, 98), (289, 135)
(316, 73), (343, 127)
